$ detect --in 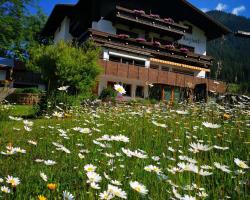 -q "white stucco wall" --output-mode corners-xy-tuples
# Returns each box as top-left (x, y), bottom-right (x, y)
(178, 21), (207, 55)
(0, 70), (6, 80)
(54, 17), (73, 43)
(104, 50), (150, 67)
(92, 19), (116, 34)
(195, 70), (206, 78)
